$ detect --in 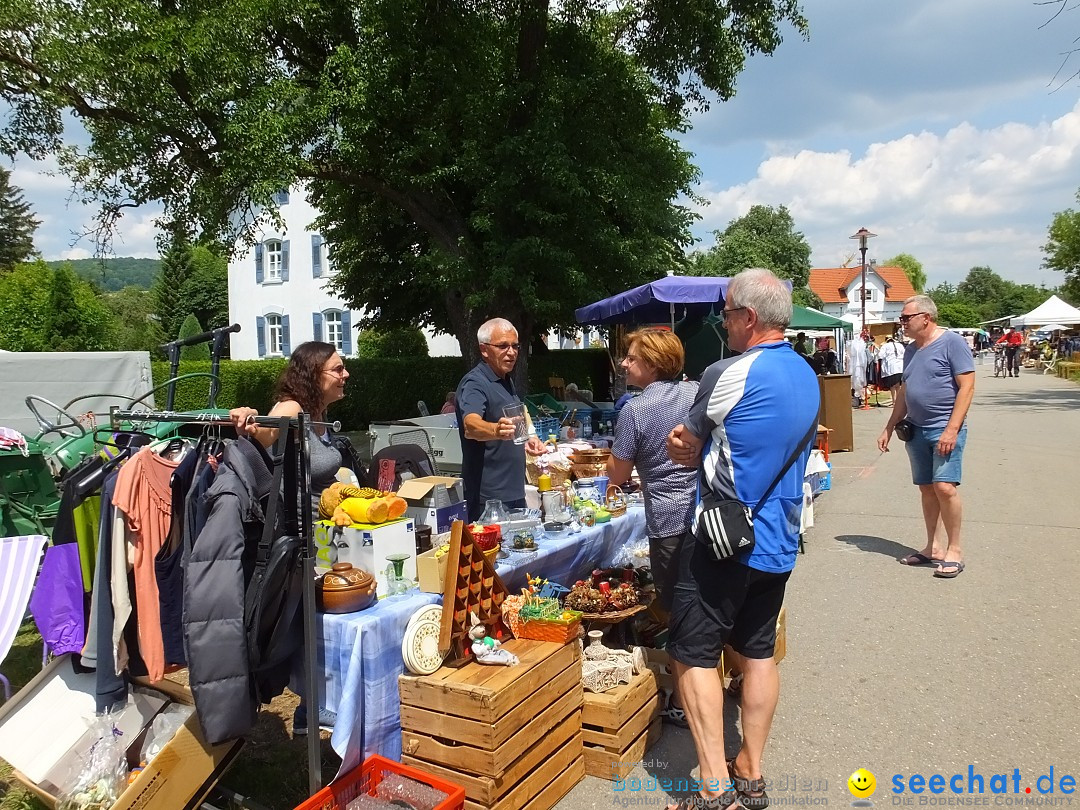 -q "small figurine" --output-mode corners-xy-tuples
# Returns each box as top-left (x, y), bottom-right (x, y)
(469, 624), (519, 666)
